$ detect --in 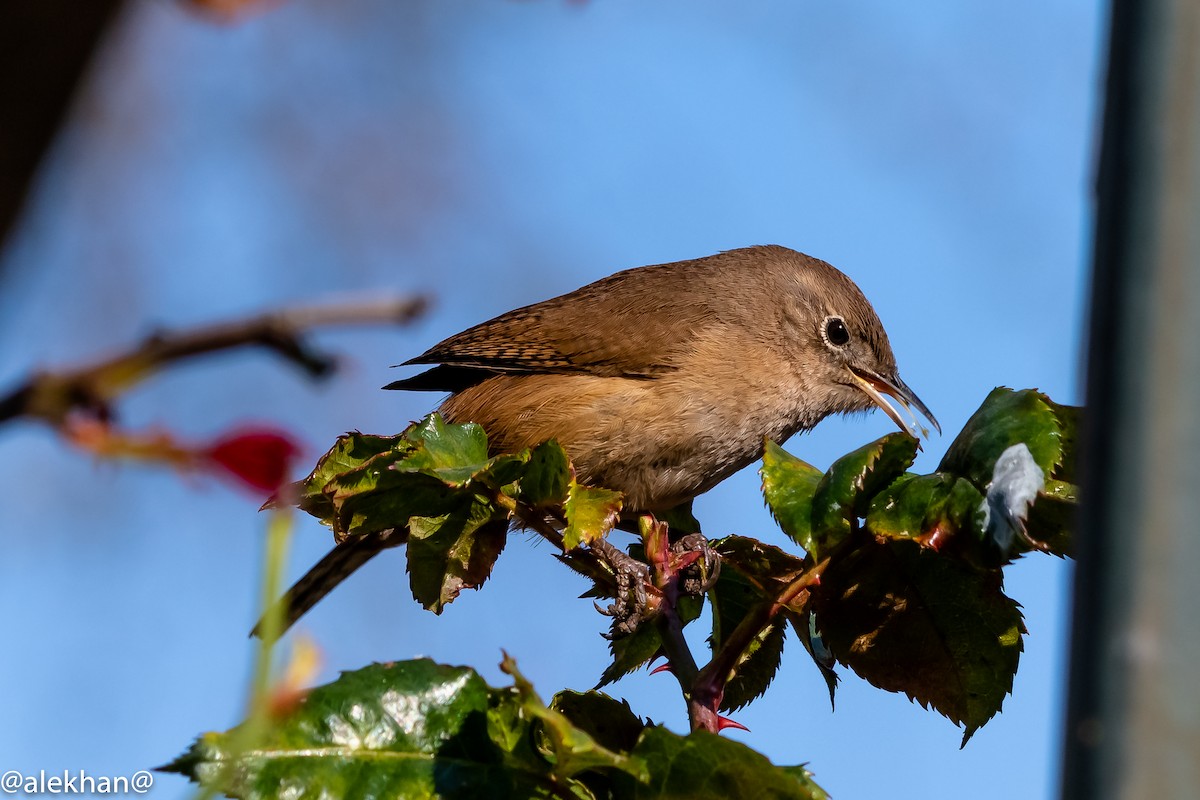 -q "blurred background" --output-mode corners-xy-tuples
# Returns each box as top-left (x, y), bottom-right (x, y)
(0, 1), (1101, 797)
